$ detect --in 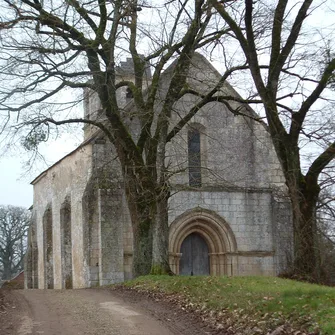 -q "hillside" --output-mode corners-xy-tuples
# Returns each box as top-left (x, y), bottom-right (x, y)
(117, 276), (335, 334)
